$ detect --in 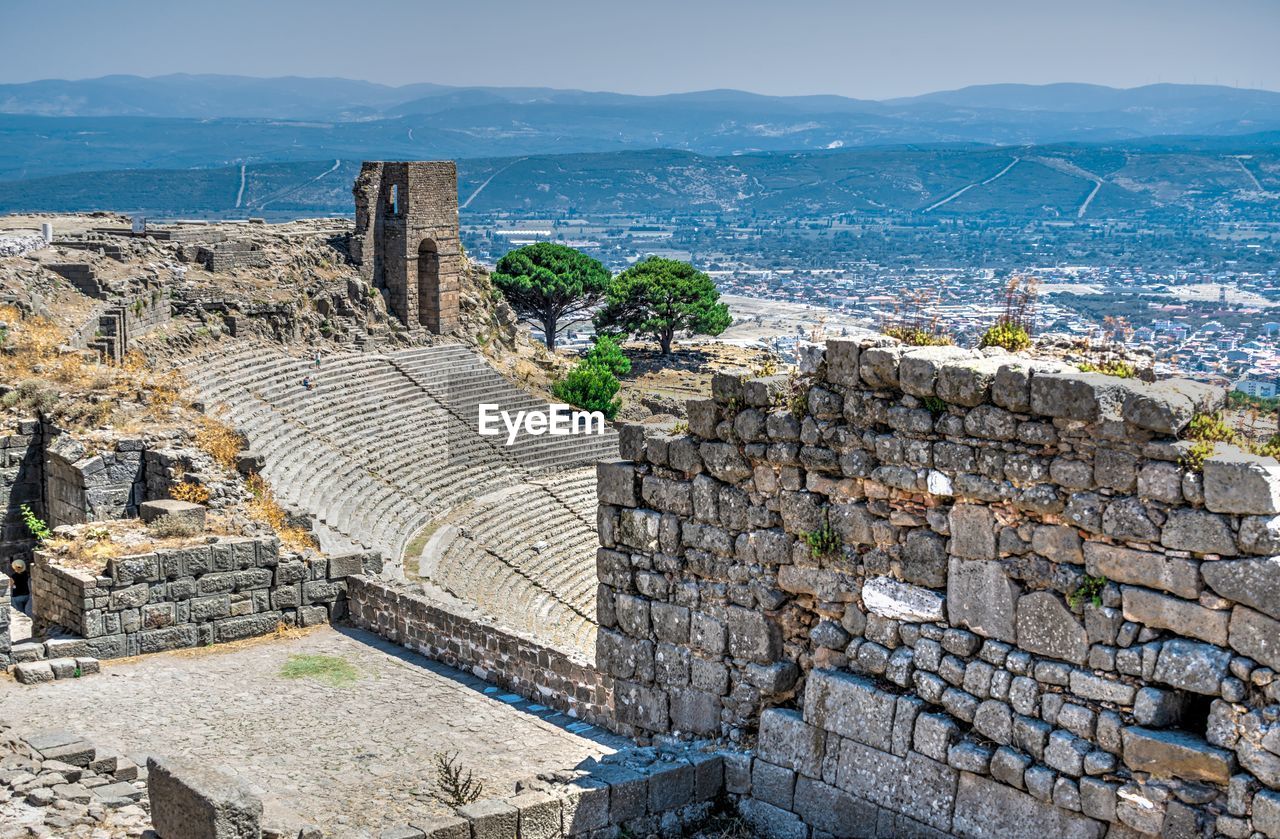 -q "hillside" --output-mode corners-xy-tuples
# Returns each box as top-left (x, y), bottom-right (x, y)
(1, 78), (1280, 181)
(2, 134), (1276, 221)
